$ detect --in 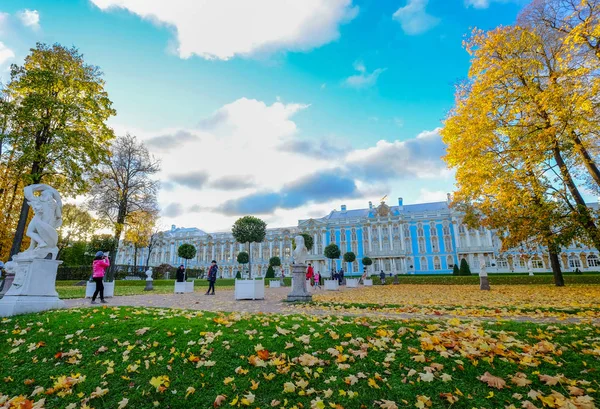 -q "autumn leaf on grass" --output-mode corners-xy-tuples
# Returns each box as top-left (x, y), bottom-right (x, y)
(117, 398), (129, 409)
(376, 400), (398, 409)
(439, 393), (459, 404)
(283, 382), (296, 393)
(538, 374), (563, 386)
(135, 327), (150, 336)
(185, 387), (196, 398)
(213, 395), (227, 407)
(90, 386), (109, 399)
(478, 372), (506, 389)
(510, 373), (532, 387)
(276, 326), (291, 335)
(567, 386), (585, 396)
(415, 395), (432, 409)
(257, 349), (270, 360)
(241, 392), (255, 406)
(149, 375), (170, 392)
(419, 372), (434, 383)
